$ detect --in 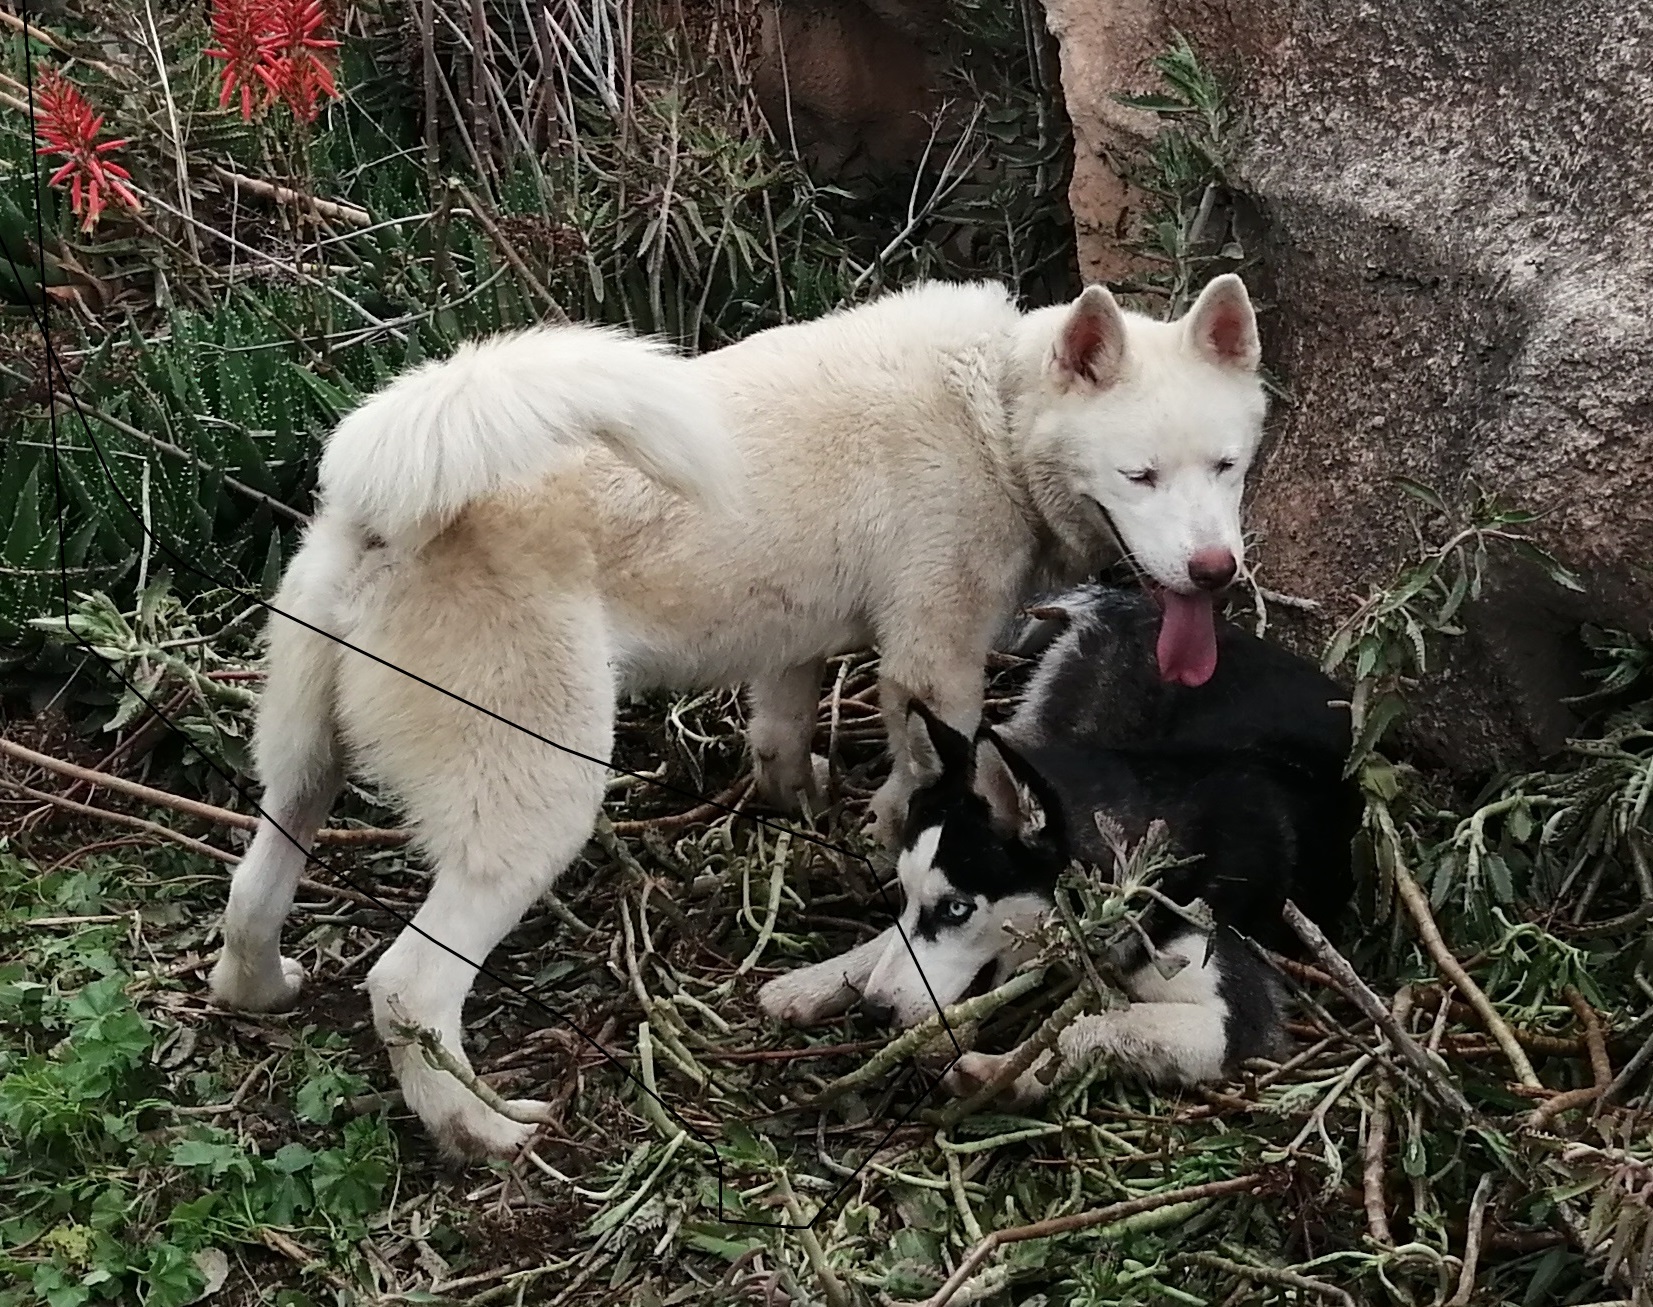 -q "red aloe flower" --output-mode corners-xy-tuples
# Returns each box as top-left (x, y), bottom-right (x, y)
(205, 0), (341, 125)
(204, 0), (272, 120)
(33, 69), (141, 231)
(262, 0), (341, 124)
